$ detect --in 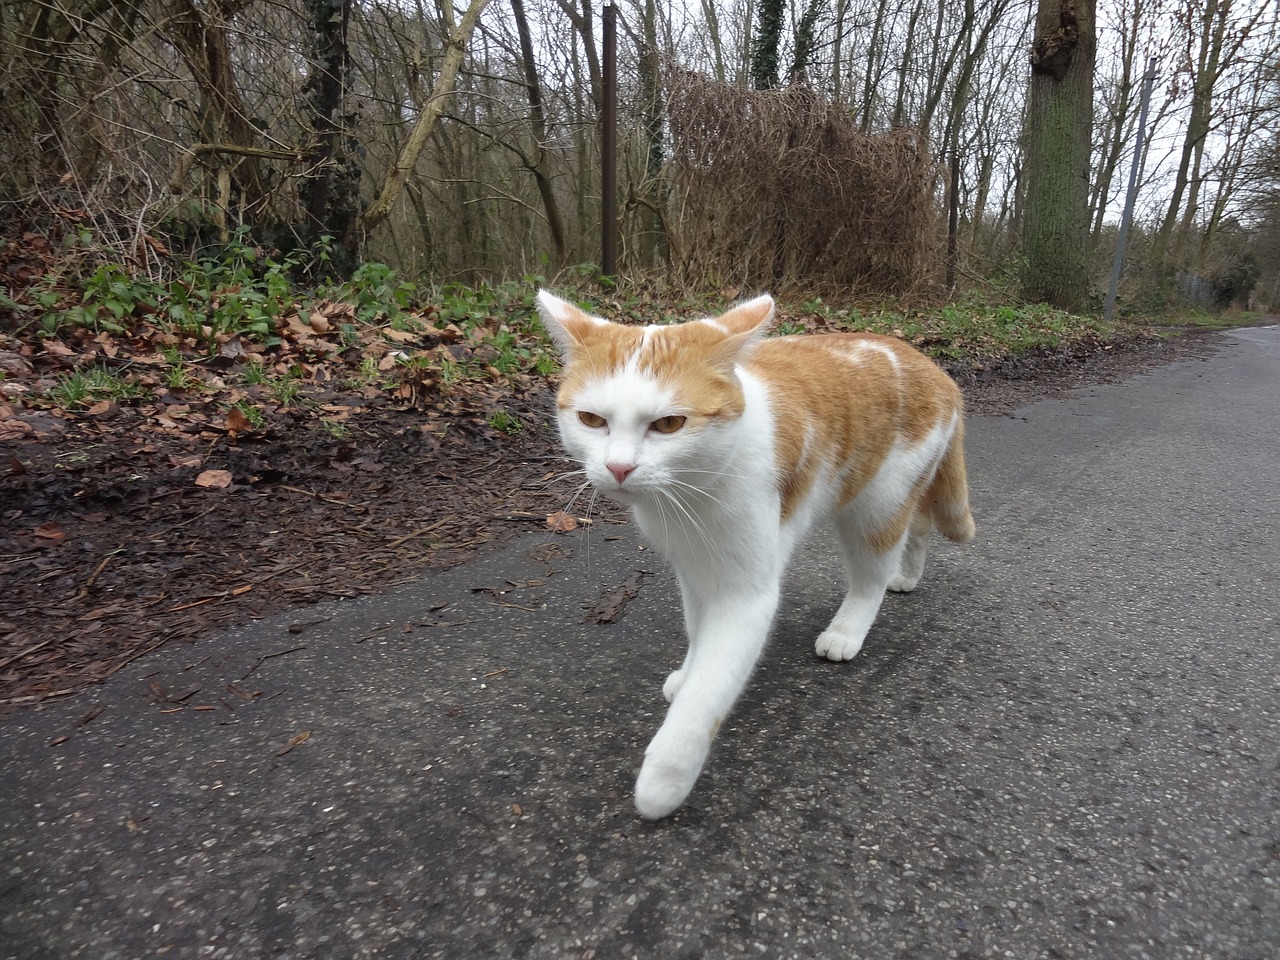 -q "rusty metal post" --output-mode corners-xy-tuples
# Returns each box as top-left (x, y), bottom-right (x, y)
(601, 4), (618, 280)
